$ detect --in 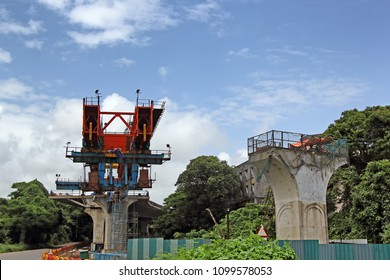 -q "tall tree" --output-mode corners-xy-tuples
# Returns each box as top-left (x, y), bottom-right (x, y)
(324, 105), (390, 242)
(153, 156), (241, 238)
(3, 179), (92, 245)
(350, 160), (390, 243)
(0, 198), (10, 243)
(324, 105), (390, 172)
(7, 180), (62, 245)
